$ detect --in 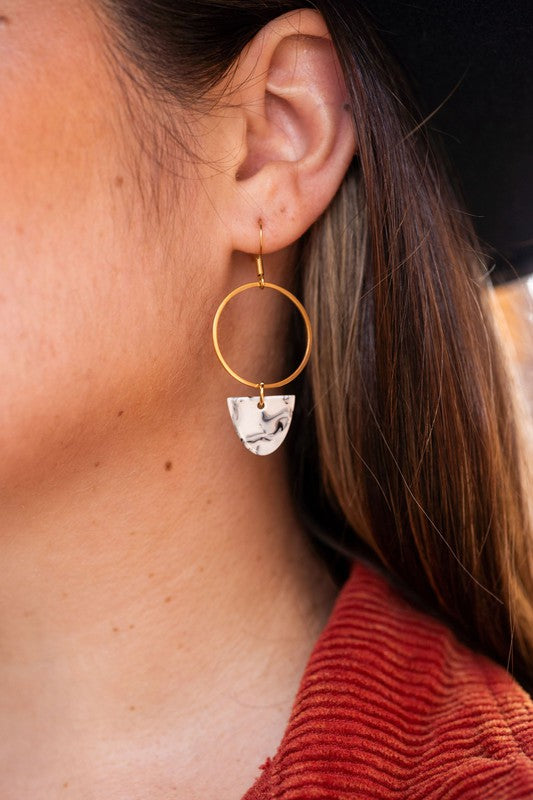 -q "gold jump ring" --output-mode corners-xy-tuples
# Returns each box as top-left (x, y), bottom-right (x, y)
(212, 281), (313, 390)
